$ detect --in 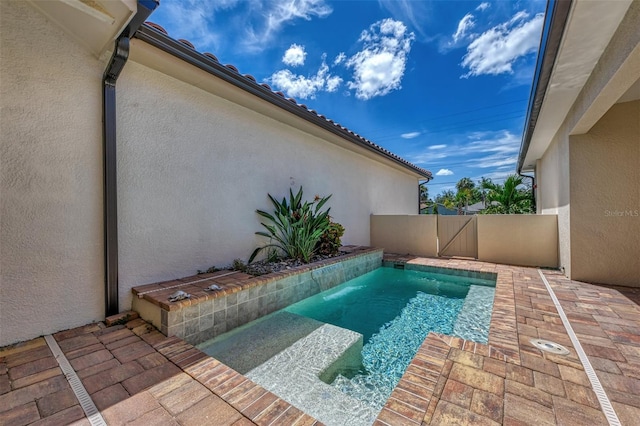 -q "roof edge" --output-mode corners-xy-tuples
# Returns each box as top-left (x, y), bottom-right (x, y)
(132, 24), (432, 180)
(517, 0), (573, 173)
